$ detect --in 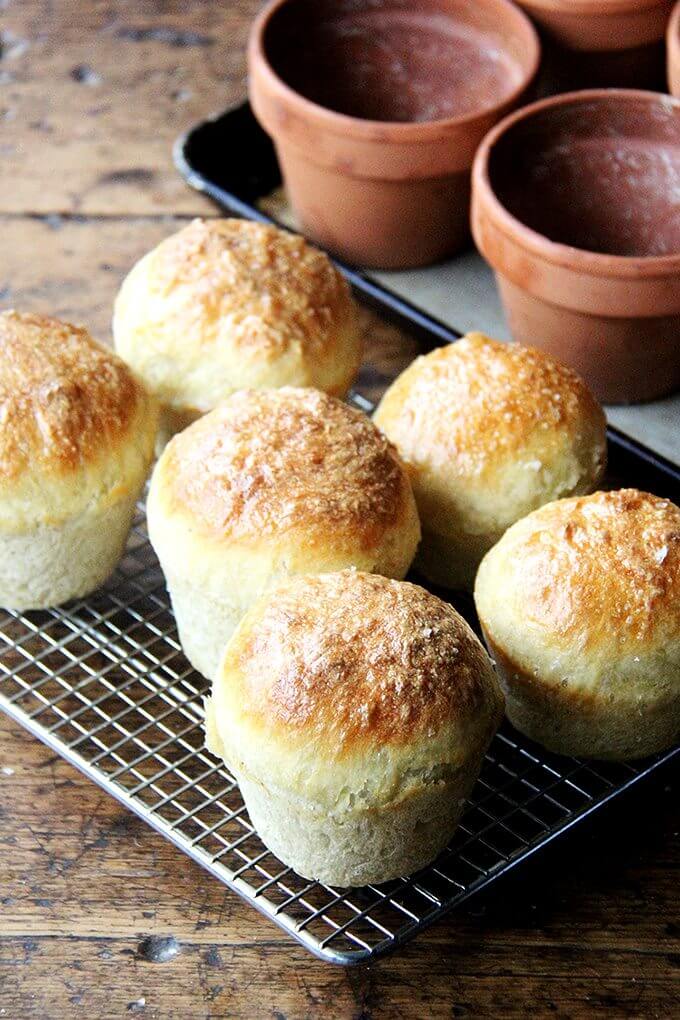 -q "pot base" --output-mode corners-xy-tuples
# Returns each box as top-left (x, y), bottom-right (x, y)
(278, 144), (471, 269)
(497, 277), (680, 405)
